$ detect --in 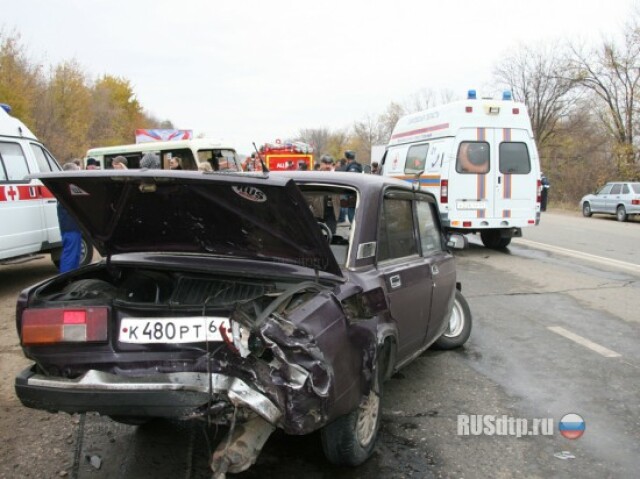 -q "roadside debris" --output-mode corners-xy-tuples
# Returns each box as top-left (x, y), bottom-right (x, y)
(554, 451), (576, 460)
(86, 455), (102, 469)
(211, 416), (275, 478)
